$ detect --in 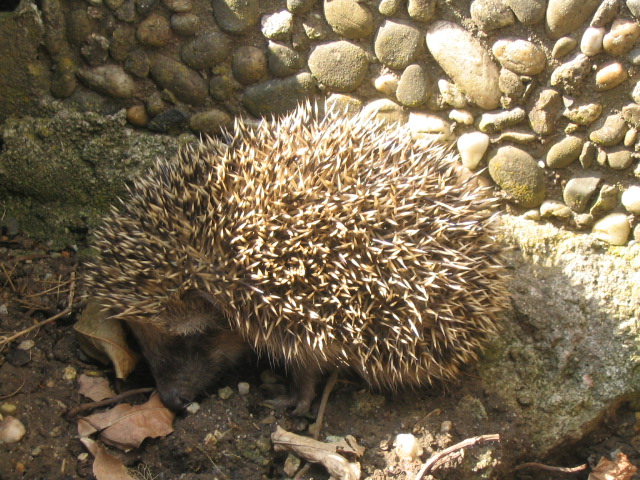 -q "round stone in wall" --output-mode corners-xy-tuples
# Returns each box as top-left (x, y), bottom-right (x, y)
(212, 0), (260, 34)
(324, 0), (373, 39)
(232, 46), (268, 85)
(308, 41), (368, 92)
(180, 32), (232, 70)
(492, 39), (546, 75)
(488, 146), (546, 207)
(426, 21), (501, 110)
(374, 20), (423, 70)
(396, 64), (431, 107)
(546, 0), (601, 39)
